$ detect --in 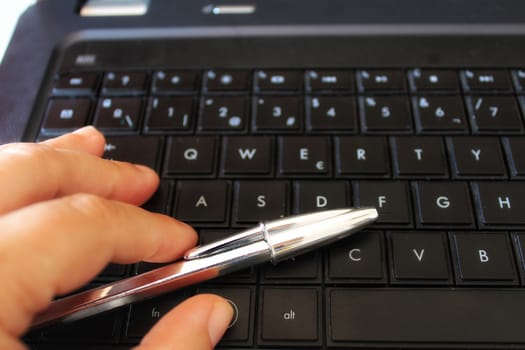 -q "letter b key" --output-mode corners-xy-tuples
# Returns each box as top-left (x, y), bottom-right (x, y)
(451, 232), (517, 284)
